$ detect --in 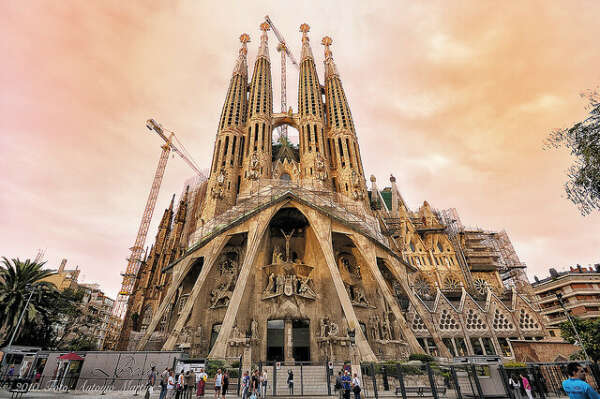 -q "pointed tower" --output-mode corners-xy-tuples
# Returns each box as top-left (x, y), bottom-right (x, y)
(297, 24), (331, 187)
(322, 36), (367, 204)
(204, 34), (250, 219)
(240, 22), (273, 193)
